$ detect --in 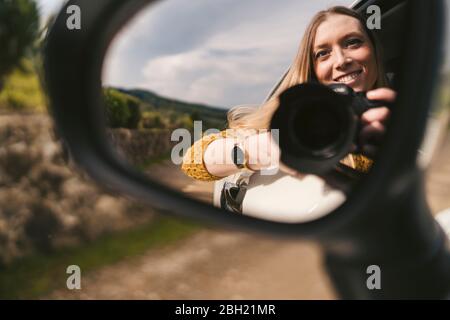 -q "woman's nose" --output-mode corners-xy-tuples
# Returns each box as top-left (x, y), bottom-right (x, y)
(334, 50), (352, 70)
